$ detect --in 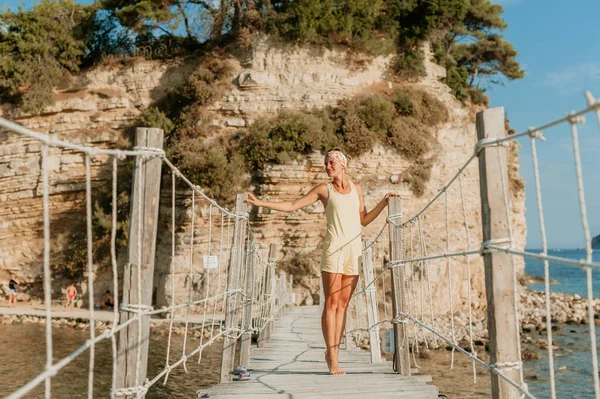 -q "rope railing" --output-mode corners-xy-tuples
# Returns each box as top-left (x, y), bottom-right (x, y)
(2, 119), (292, 399)
(4, 89), (599, 398)
(345, 92), (600, 399)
